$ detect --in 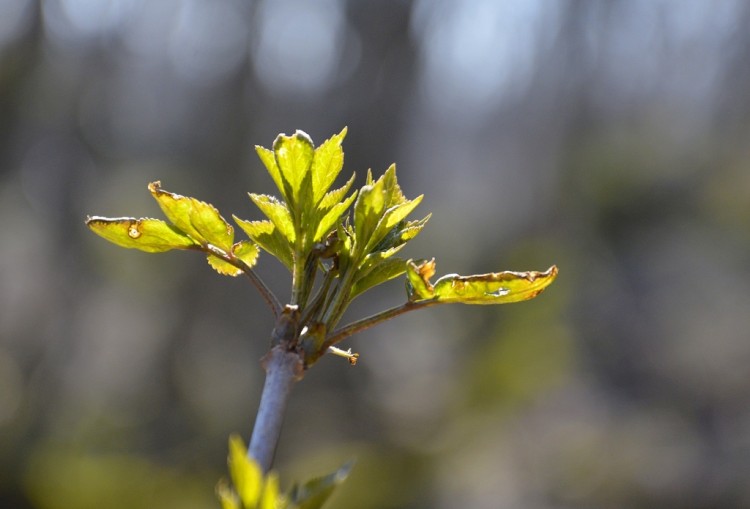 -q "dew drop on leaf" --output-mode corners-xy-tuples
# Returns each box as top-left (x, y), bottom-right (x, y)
(485, 287), (510, 297)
